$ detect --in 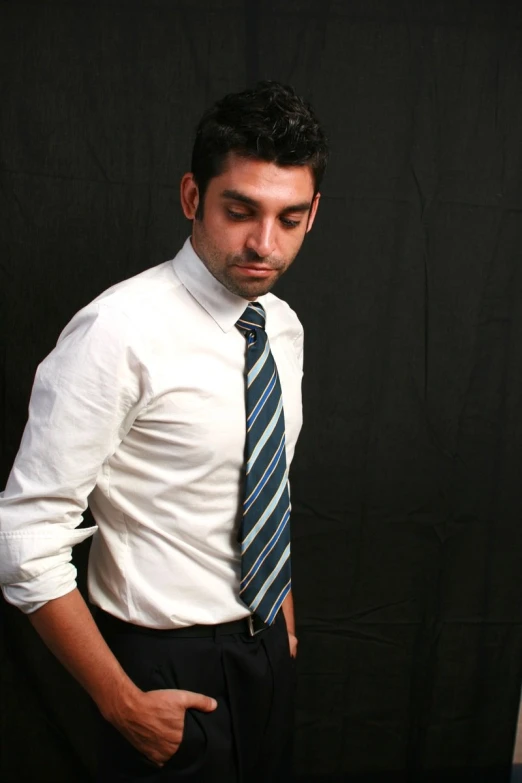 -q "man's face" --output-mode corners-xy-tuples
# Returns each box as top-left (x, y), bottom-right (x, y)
(181, 154), (320, 300)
